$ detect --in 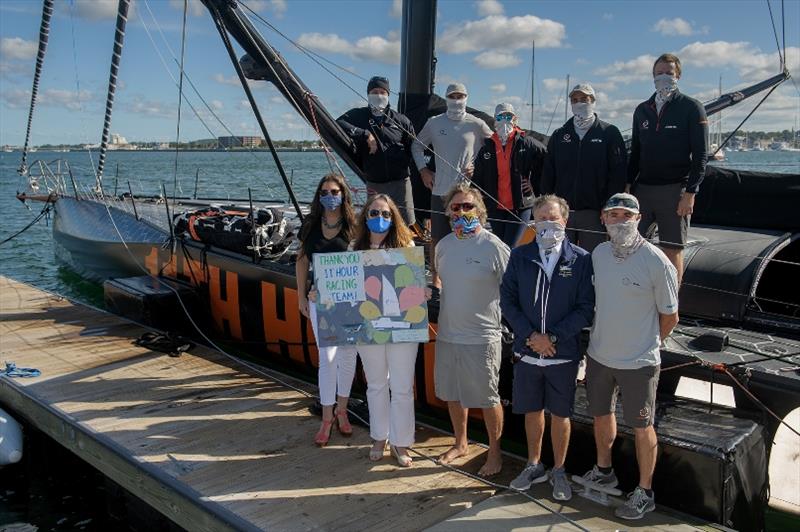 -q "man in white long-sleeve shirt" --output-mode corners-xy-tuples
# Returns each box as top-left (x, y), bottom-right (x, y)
(411, 82), (492, 284)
